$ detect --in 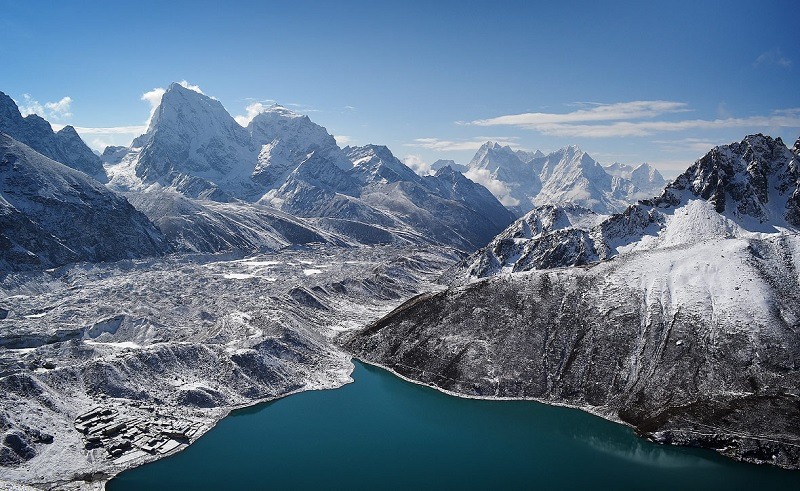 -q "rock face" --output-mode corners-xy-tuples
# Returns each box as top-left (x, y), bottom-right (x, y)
(132, 83), (257, 200)
(0, 133), (170, 271)
(0, 92), (106, 182)
(466, 141), (666, 215)
(449, 135), (800, 282)
(346, 234), (800, 469)
(644, 134), (800, 228)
